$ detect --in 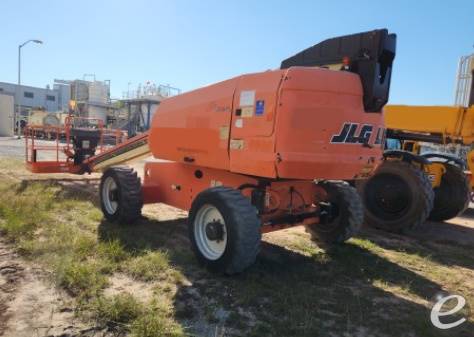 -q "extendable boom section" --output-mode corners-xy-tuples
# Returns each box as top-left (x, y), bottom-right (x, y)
(84, 132), (150, 172)
(384, 105), (474, 145)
